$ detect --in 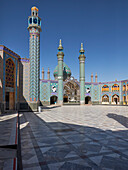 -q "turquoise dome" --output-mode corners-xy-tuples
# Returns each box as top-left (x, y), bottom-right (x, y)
(53, 62), (71, 81)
